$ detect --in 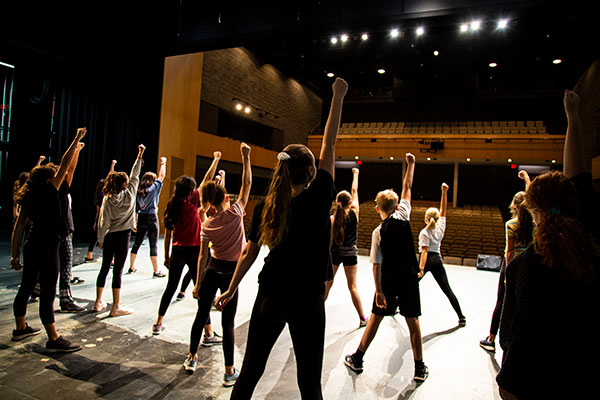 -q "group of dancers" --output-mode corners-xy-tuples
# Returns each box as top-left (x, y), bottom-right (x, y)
(9, 78), (599, 398)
